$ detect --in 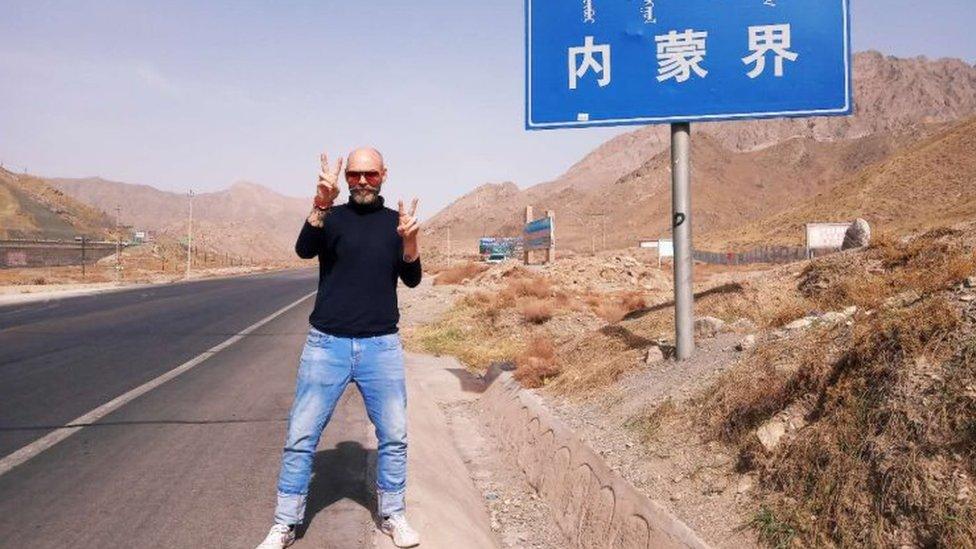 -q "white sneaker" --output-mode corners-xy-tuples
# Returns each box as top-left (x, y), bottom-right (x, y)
(255, 524), (295, 549)
(380, 514), (420, 547)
